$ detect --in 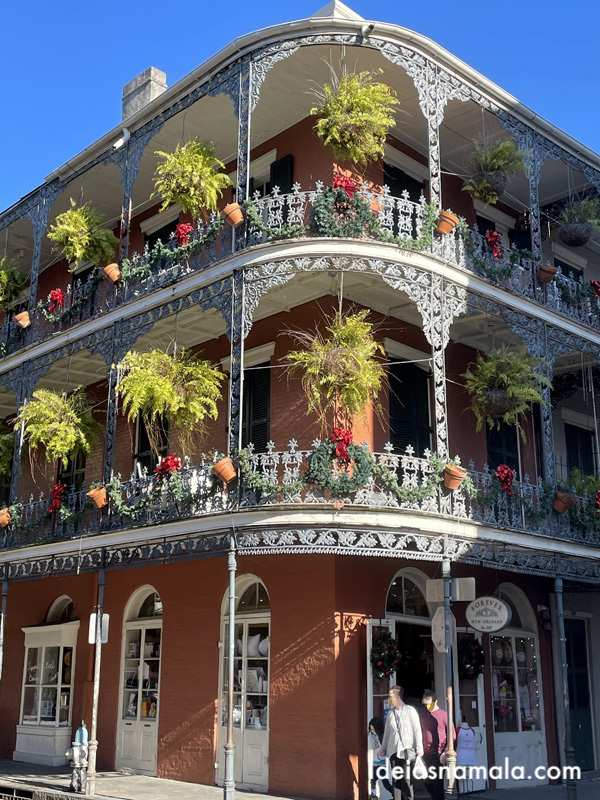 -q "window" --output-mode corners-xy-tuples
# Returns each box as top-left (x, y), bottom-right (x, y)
(388, 362), (431, 457)
(486, 422), (519, 472)
(146, 219), (178, 252)
(241, 363), (270, 452)
(383, 162), (423, 203)
(565, 423), (596, 476)
(386, 575), (429, 617)
(249, 154), (293, 198)
(122, 590), (163, 723)
(554, 257), (582, 283)
(135, 415), (168, 477)
(59, 452), (86, 491)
